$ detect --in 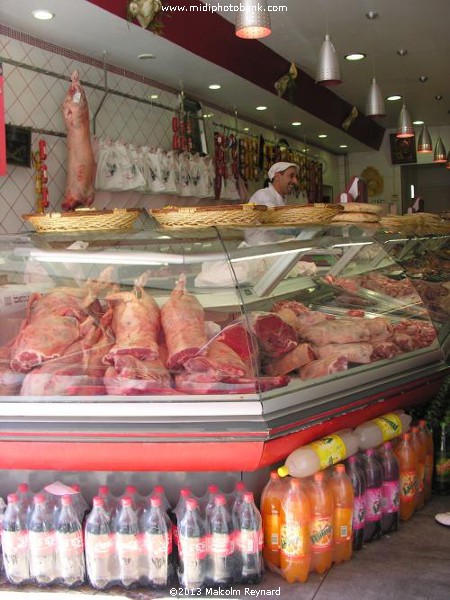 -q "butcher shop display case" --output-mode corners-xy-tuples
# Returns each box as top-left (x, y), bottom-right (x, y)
(0, 224), (448, 473)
